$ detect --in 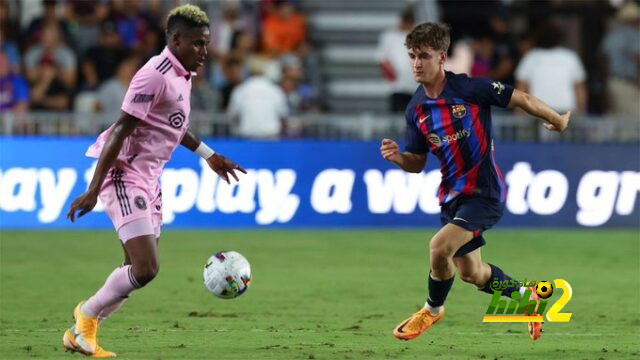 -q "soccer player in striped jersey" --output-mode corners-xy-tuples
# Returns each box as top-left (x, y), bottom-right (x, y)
(380, 23), (570, 342)
(63, 5), (246, 357)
